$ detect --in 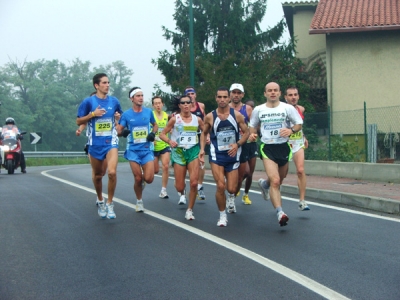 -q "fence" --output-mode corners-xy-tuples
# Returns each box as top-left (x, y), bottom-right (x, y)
(24, 151), (125, 158)
(304, 105), (400, 163)
(23, 104), (400, 163)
